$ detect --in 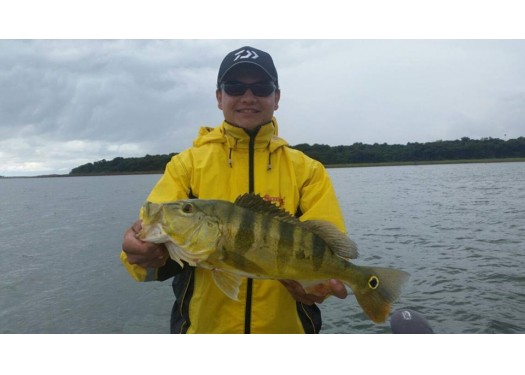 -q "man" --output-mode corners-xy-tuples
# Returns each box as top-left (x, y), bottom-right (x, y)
(121, 46), (348, 333)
